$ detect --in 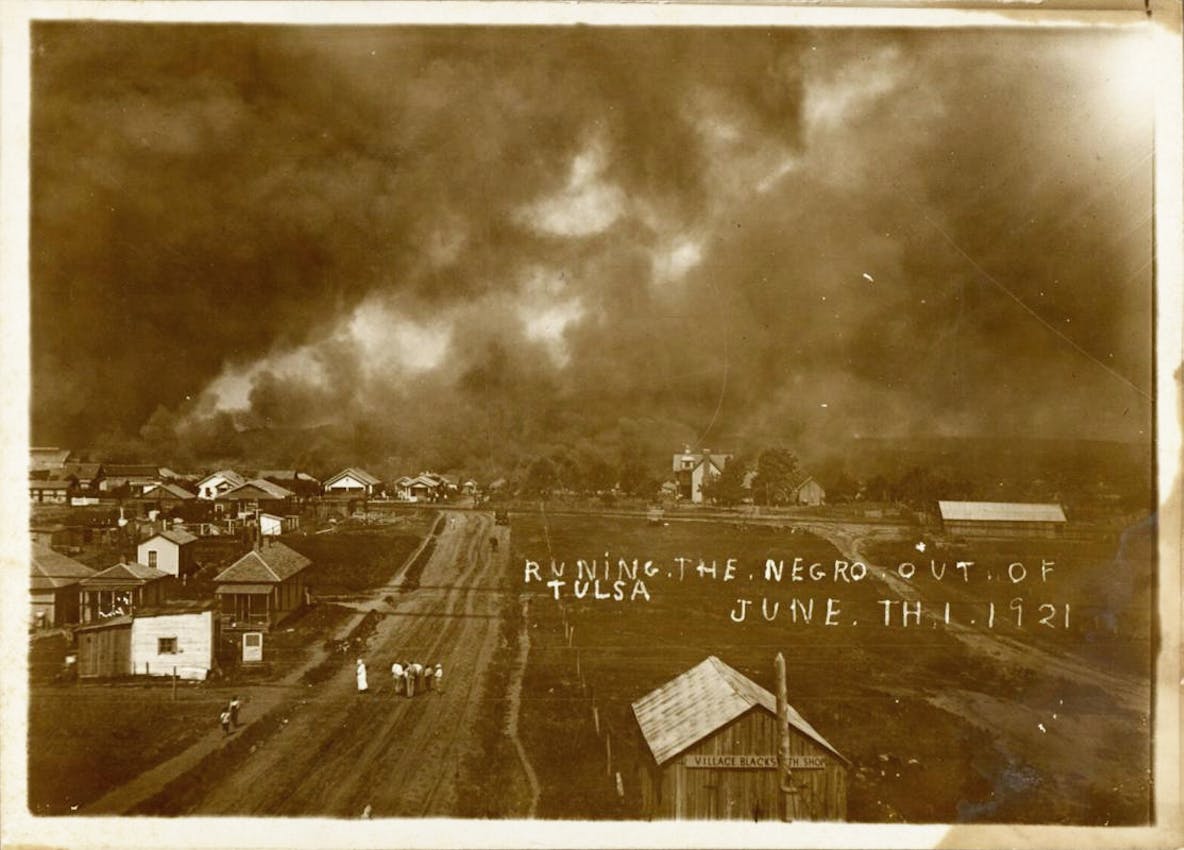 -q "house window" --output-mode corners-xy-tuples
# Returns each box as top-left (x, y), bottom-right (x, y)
(147, 550), (157, 568)
(158, 637), (178, 654)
